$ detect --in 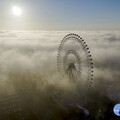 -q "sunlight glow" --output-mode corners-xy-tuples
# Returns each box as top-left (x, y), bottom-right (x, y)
(12, 6), (22, 16)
